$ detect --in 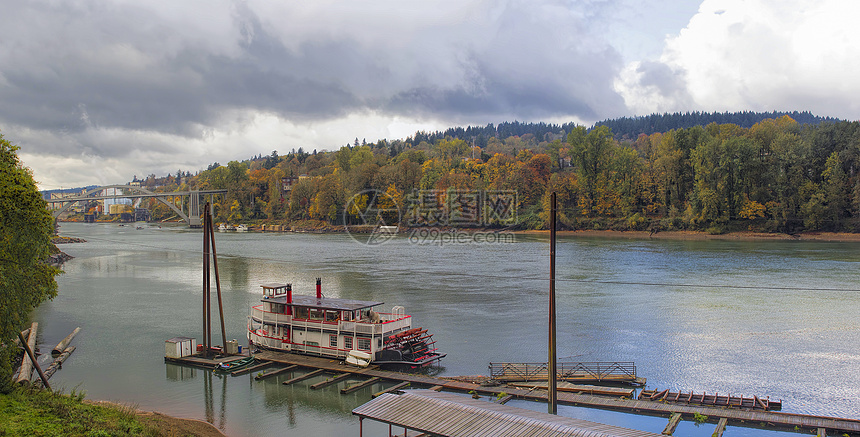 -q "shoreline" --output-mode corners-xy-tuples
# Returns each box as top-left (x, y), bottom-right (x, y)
(57, 220), (860, 242)
(85, 400), (226, 437)
(515, 229), (860, 242)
